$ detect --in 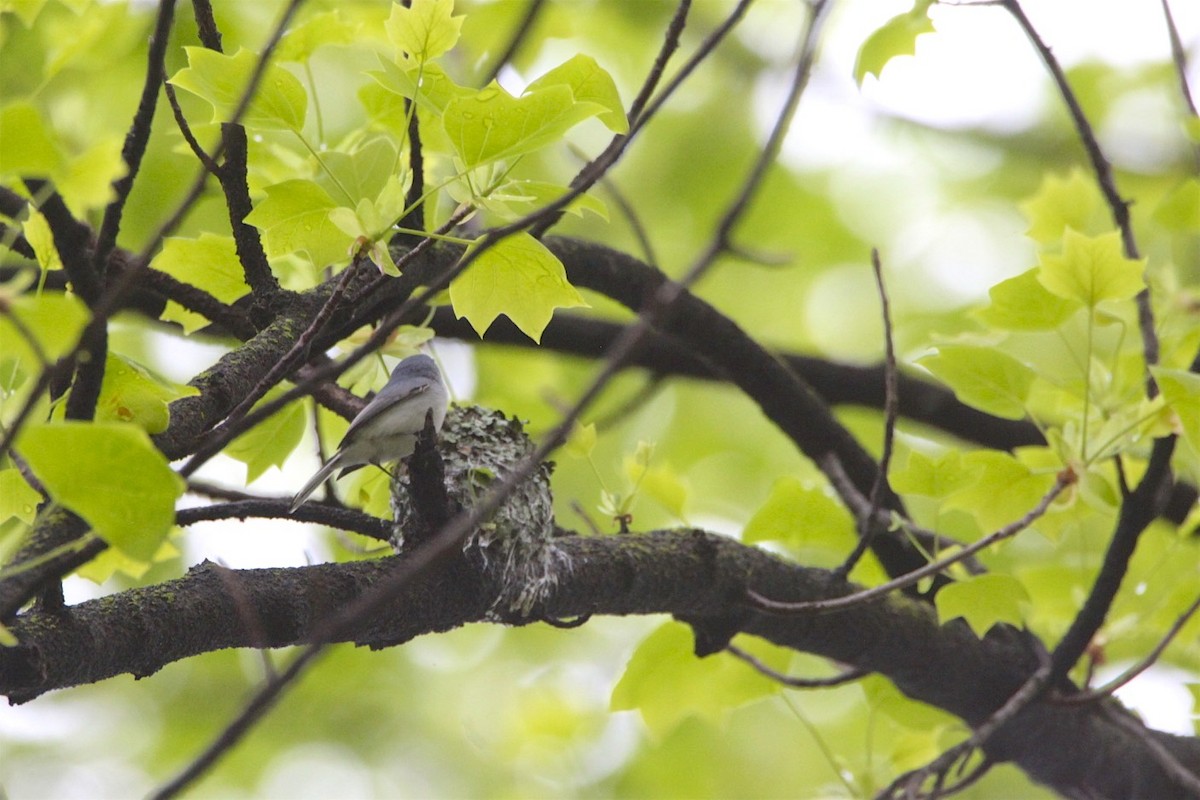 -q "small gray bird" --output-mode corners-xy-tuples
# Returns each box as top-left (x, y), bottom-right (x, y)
(289, 354), (449, 512)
